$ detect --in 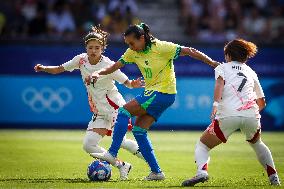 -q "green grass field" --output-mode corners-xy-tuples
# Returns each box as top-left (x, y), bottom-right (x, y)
(0, 130), (283, 189)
